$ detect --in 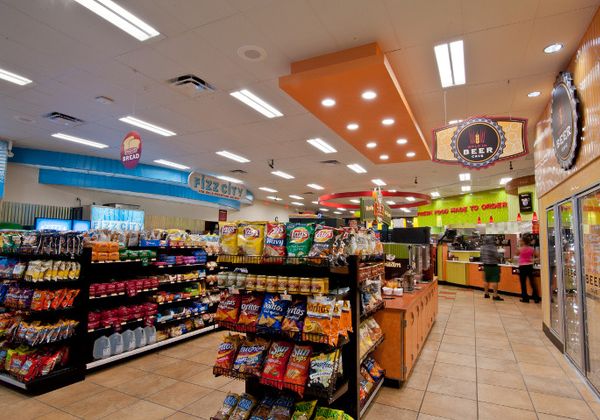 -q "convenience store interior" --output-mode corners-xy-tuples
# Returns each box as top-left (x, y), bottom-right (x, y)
(1, 1), (600, 419)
